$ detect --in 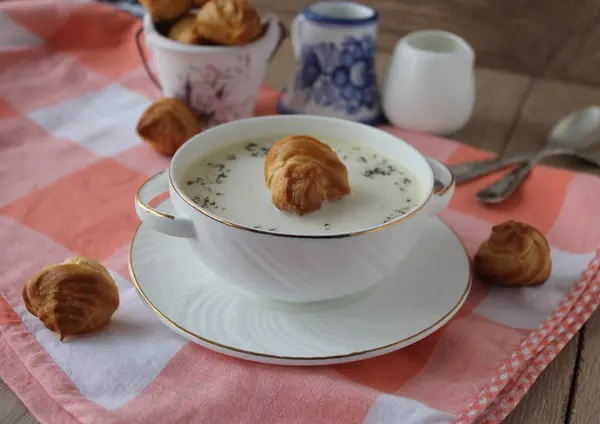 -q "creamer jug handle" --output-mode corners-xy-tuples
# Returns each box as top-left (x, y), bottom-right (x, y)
(290, 14), (307, 61)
